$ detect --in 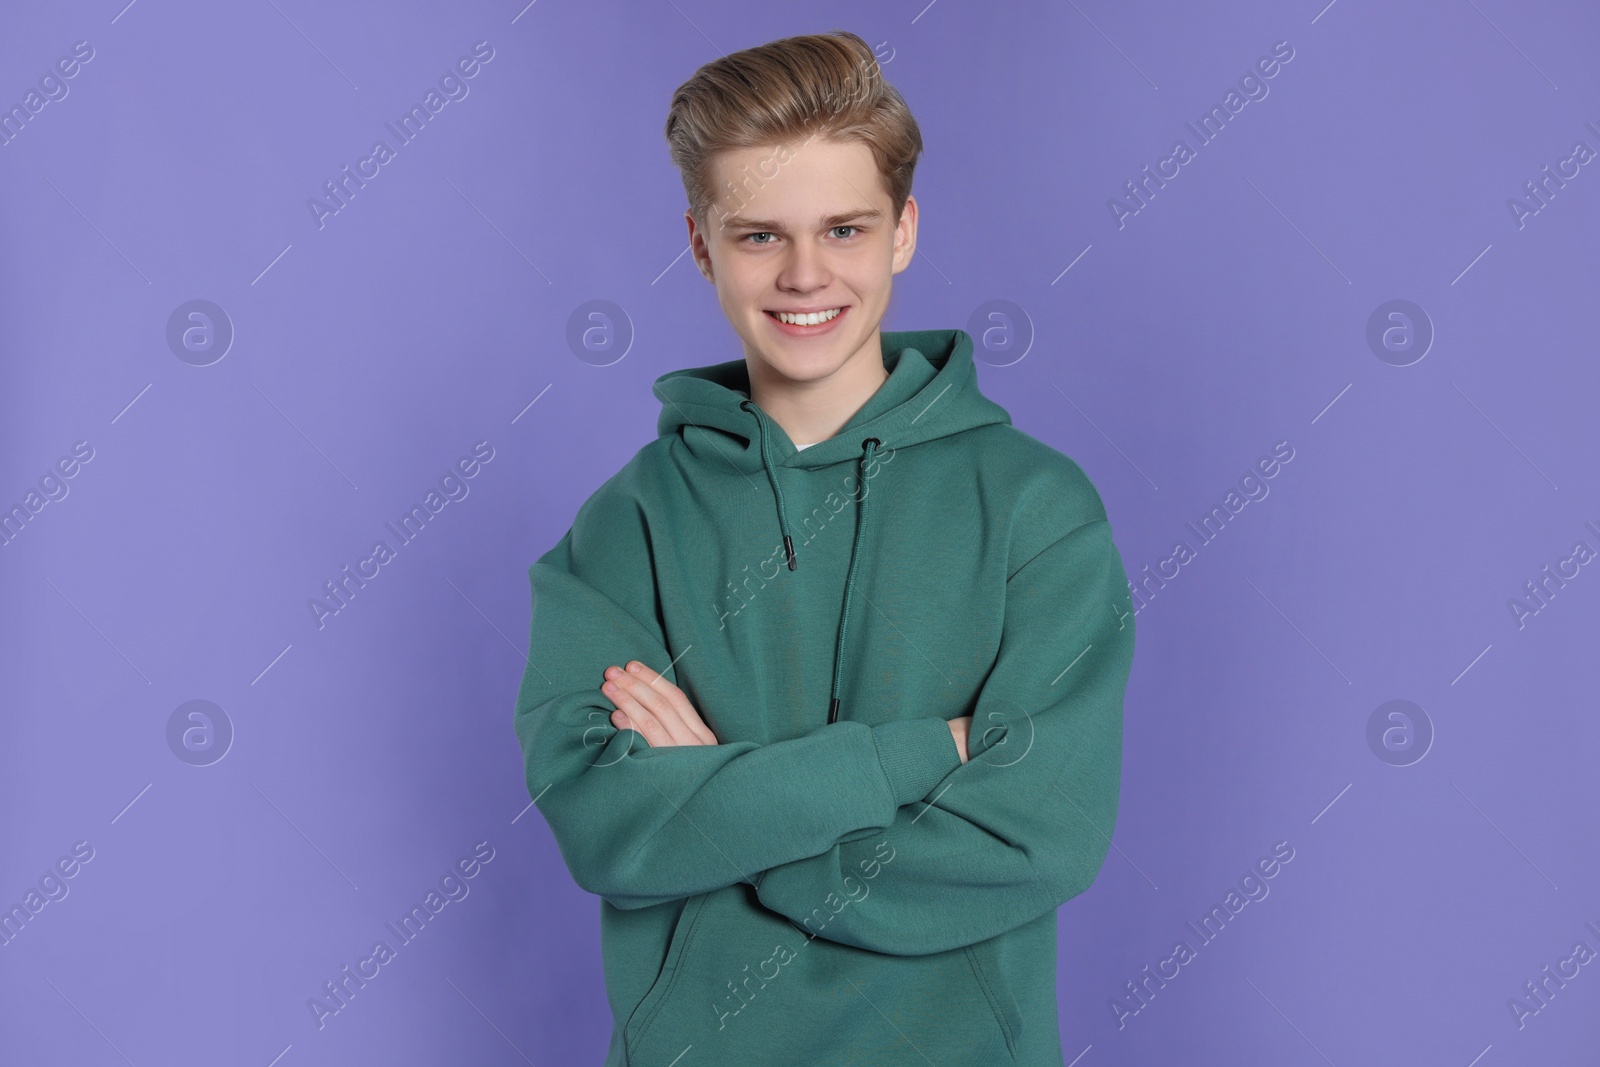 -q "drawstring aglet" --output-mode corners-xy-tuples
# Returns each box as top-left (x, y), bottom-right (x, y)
(784, 535), (796, 570)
